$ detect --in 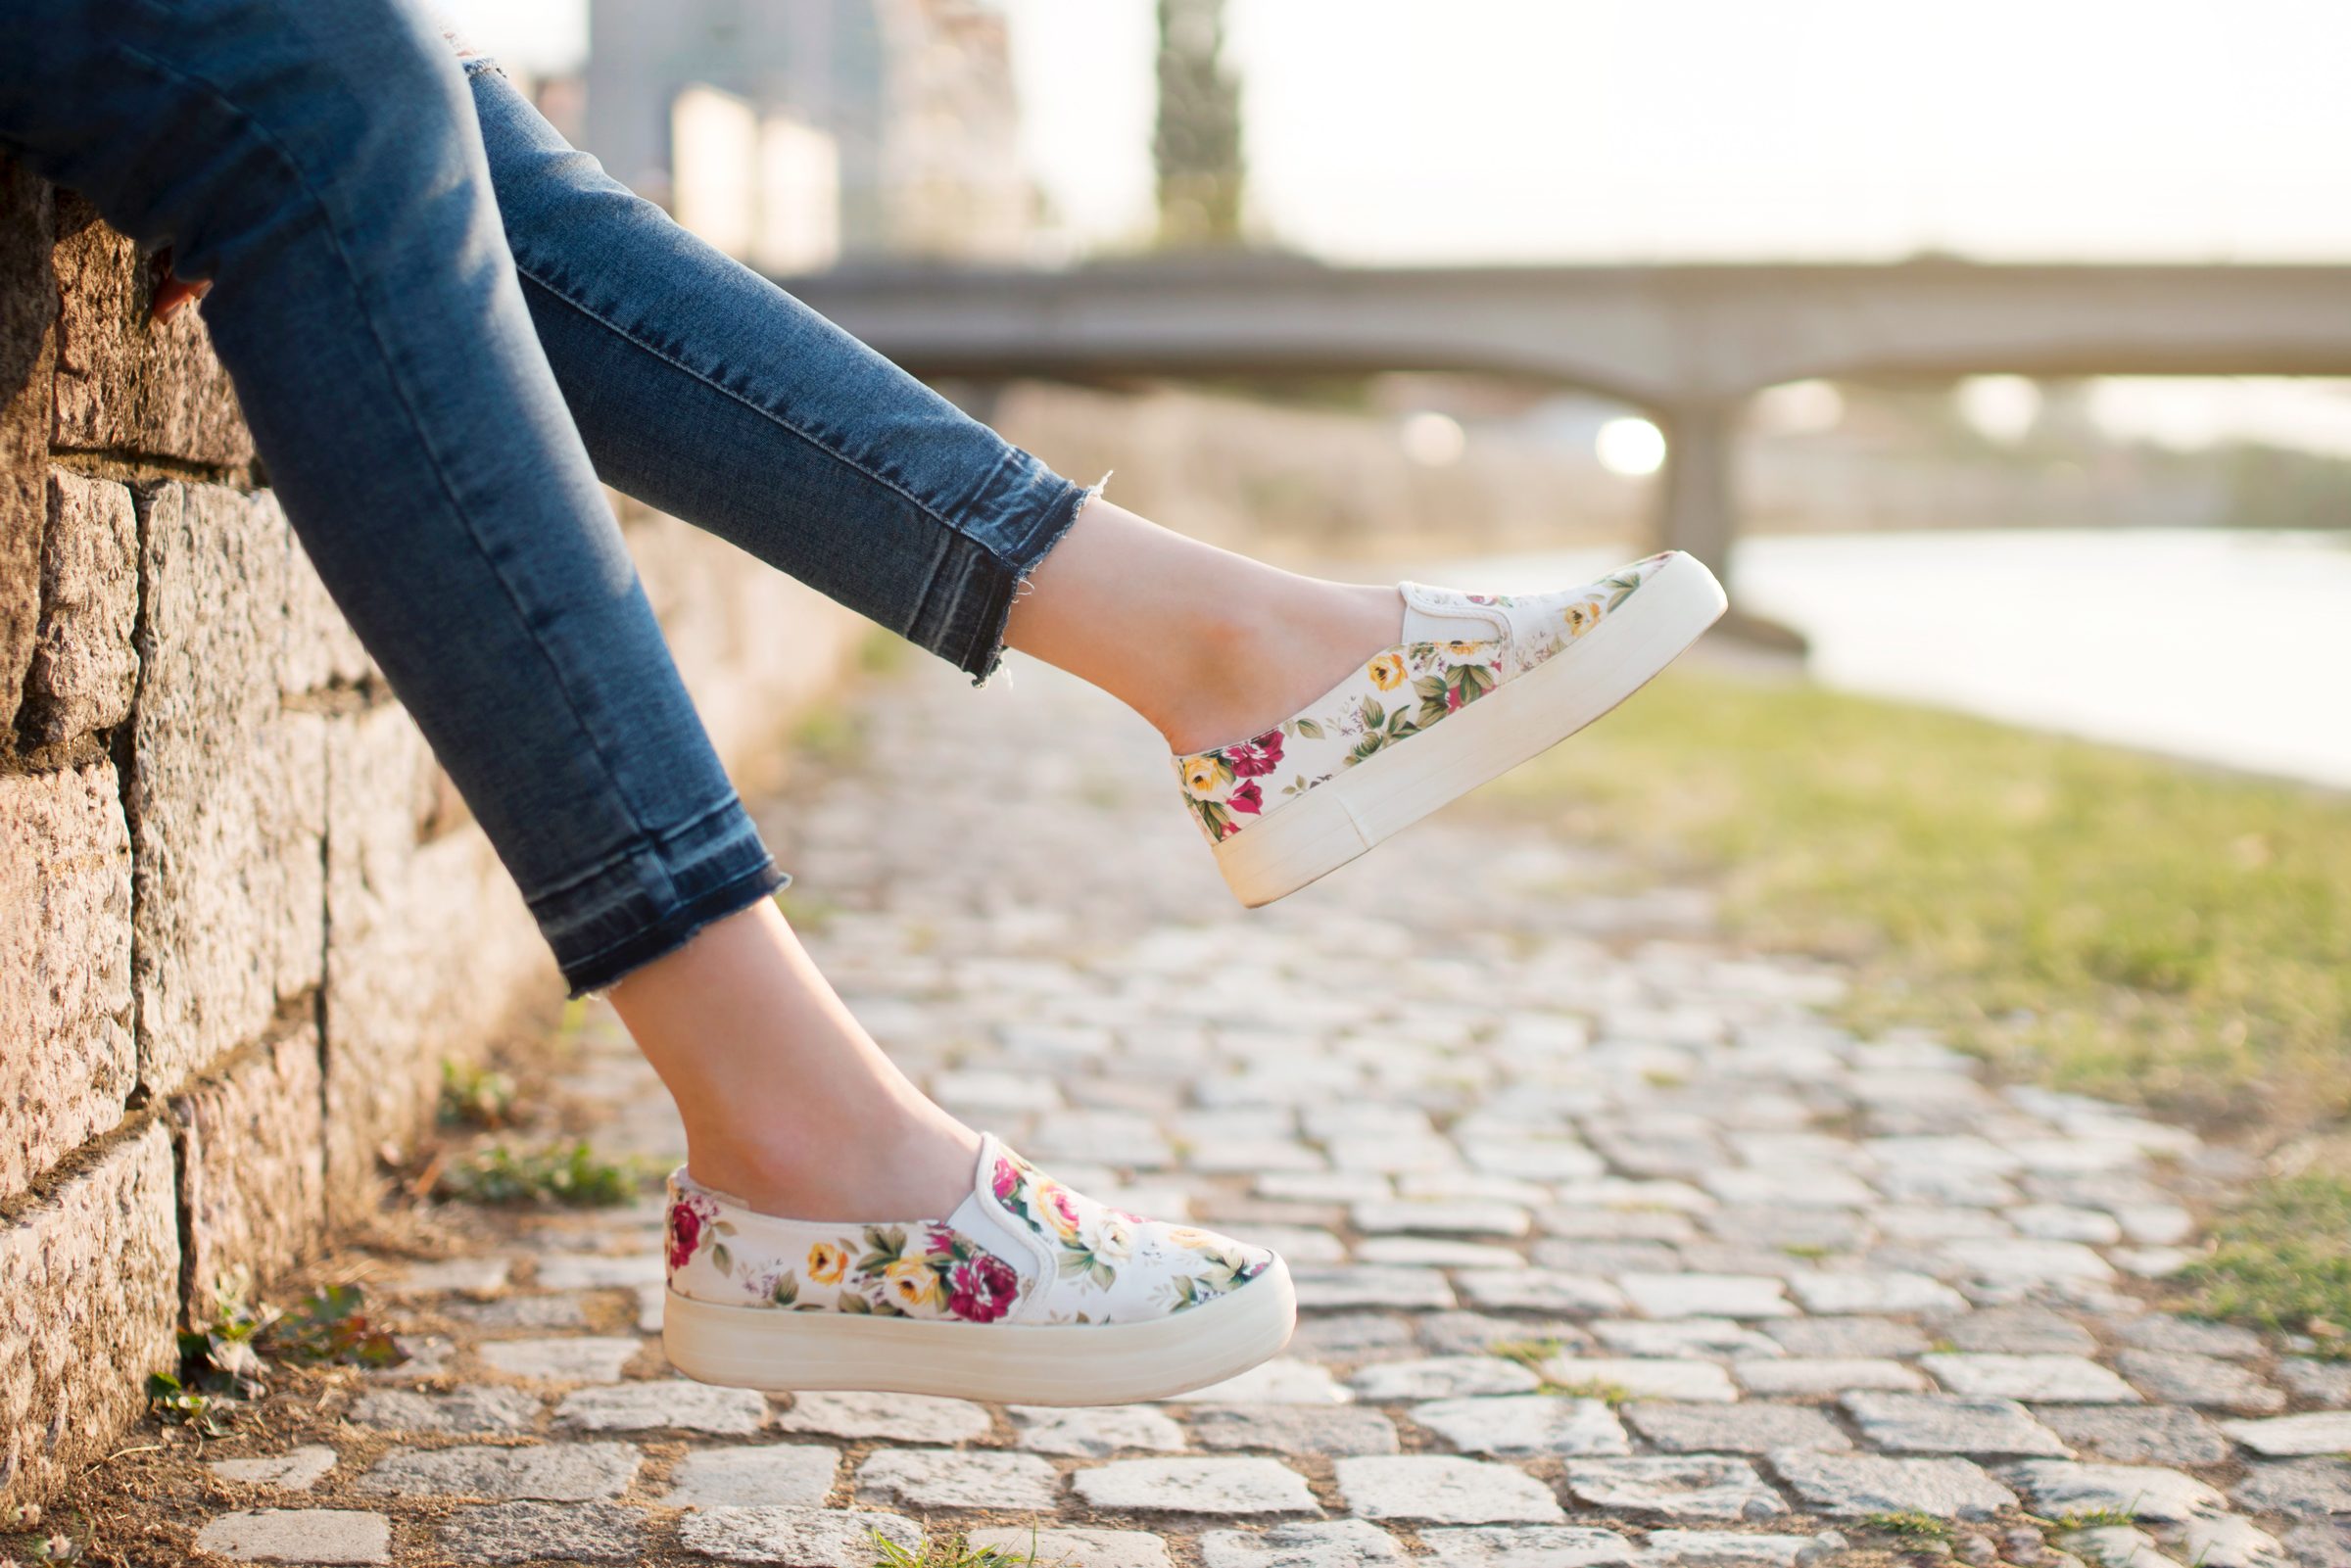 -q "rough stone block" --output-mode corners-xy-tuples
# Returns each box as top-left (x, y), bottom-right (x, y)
(773, 1390), (991, 1444)
(438, 1500), (646, 1564)
(856, 1448), (1062, 1509)
(205, 1445), (340, 1492)
(0, 156), (55, 739)
(1200, 1520), (1408, 1568)
(1559, 1456), (1786, 1521)
(169, 1022), (327, 1308)
(1410, 1396), (1631, 1458)
(972, 1527), (1172, 1568)
(281, 528), (376, 696)
(362, 1441), (643, 1501)
(195, 1508), (390, 1565)
(1188, 1403), (1402, 1457)
(0, 762), (134, 1199)
(0, 1121), (179, 1508)
(131, 482), (324, 1094)
(663, 1444), (840, 1507)
(1333, 1455), (1564, 1525)
(1768, 1451), (2017, 1519)
(1072, 1456), (1322, 1516)
(322, 705), (549, 1220)
(679, 1505), (920, 1566)
(23, 471), (138, 744)
(48, 194), (254, 469)
(348, 1386), (540, 1436)
(555, 1380), (767, 1434)
(478, 1337), (642, 1384)
(1012, 1403), (1187, 1457)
